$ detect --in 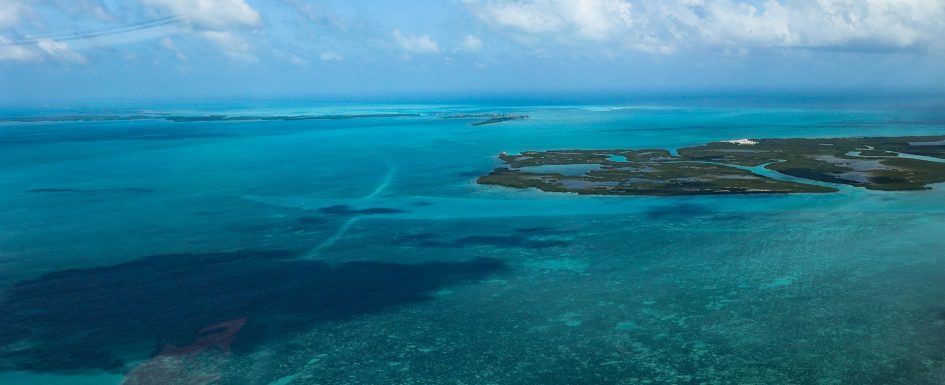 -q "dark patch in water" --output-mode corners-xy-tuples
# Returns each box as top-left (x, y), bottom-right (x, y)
(0, 250), (505, 372)
(645, 203), (714, 219)
(191, 211), (224, 216)
(515, 227), (573, 236)
(28, 188), (156, 194)
(288, 217), (332, 232)
(454, 235), (567, 248)
(296, 216), (328, 225)
(319, 205), (405, 215)
(515, 227), (556, 233)
(394, 232), (568, 249)
(396, 233), (438, 241)
(936, 309), (945, 321)
(28, 188), (83, 193)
